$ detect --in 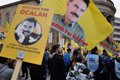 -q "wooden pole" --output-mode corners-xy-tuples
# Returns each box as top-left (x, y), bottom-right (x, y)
(11, 59), (22, 80)
(11, 51), (25, 80)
